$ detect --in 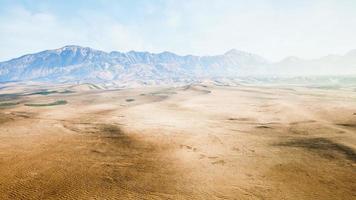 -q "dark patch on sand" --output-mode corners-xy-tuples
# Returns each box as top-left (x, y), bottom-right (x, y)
(96, 124), (132, 146)
(336, 123), (356, 128)
(87, 123), (182, 195)
(0, 113), (13, 124)
(256, 125), (272, 129)
(0, 111), (37, 124)
(275, 137), (356, 162)
(11, 111), (33, 118)
(228, 117), (252, 121)
(212, 160), (226, 165)
(289, 120), (316, 125)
